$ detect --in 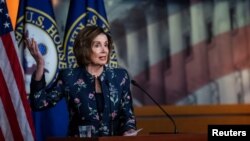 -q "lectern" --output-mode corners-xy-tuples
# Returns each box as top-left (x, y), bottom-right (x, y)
(46, 133), (207, 141)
